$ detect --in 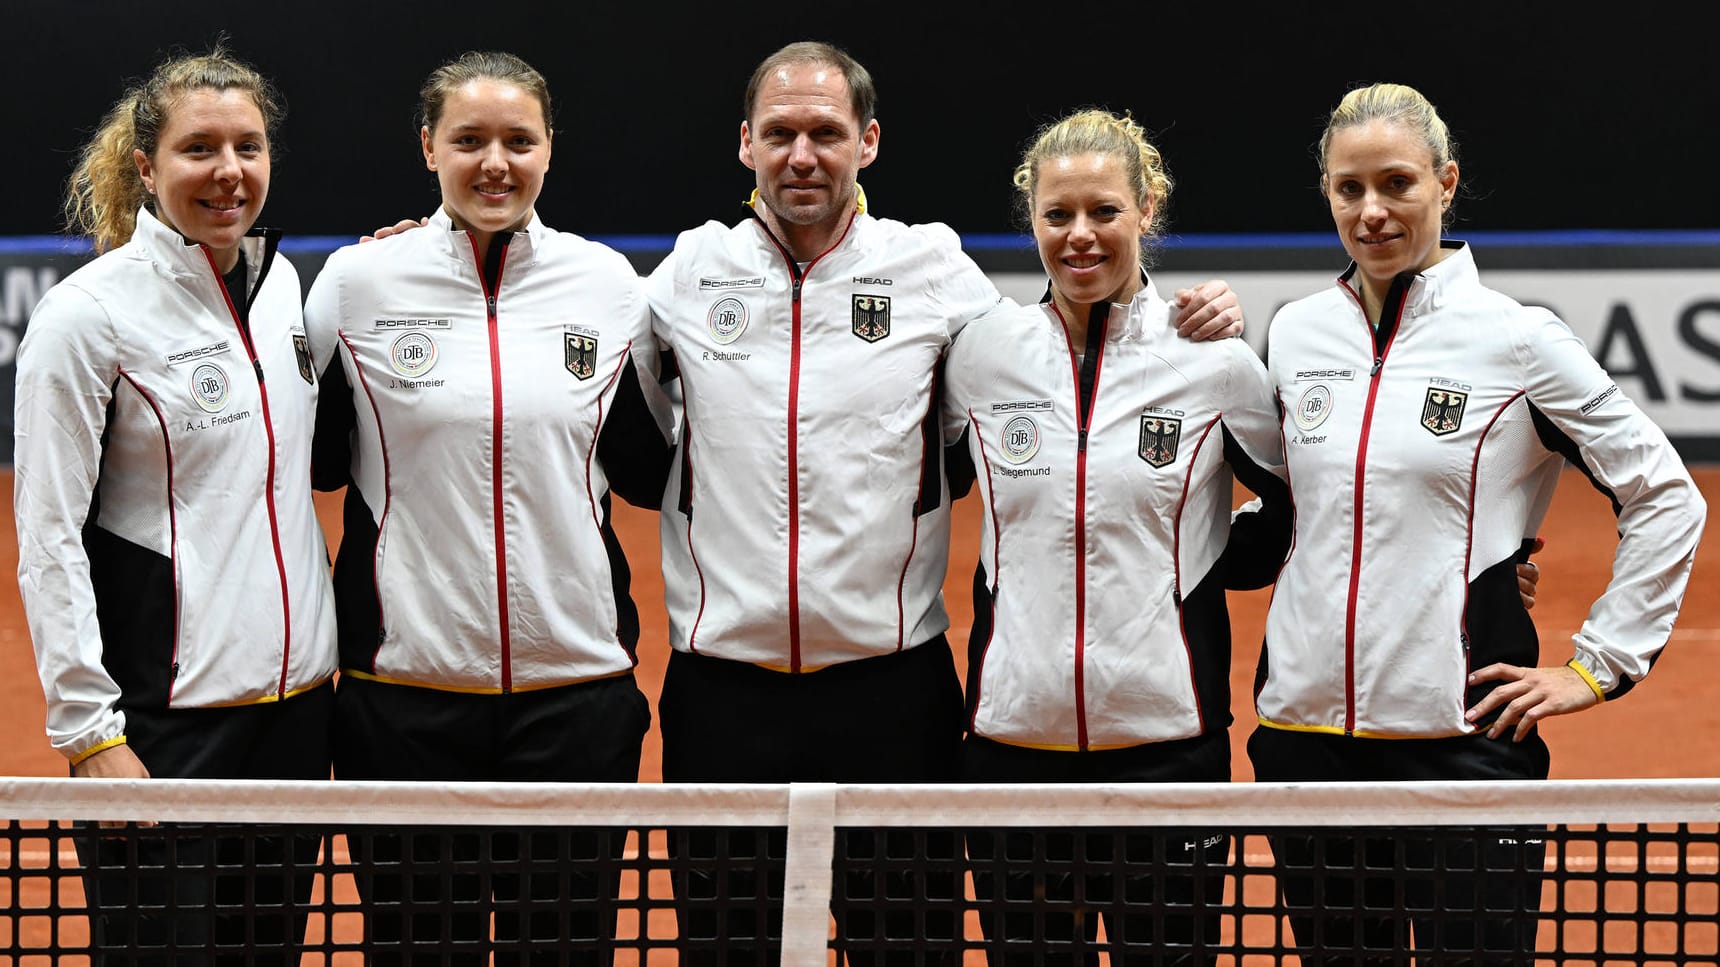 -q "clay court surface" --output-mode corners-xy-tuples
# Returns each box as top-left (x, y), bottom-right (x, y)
(2, 466), (1717, 781)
